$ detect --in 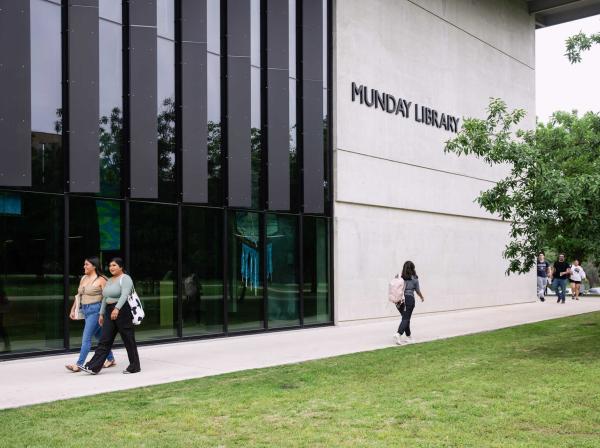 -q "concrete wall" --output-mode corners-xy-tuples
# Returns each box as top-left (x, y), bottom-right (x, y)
(333, 0), (537, 323)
